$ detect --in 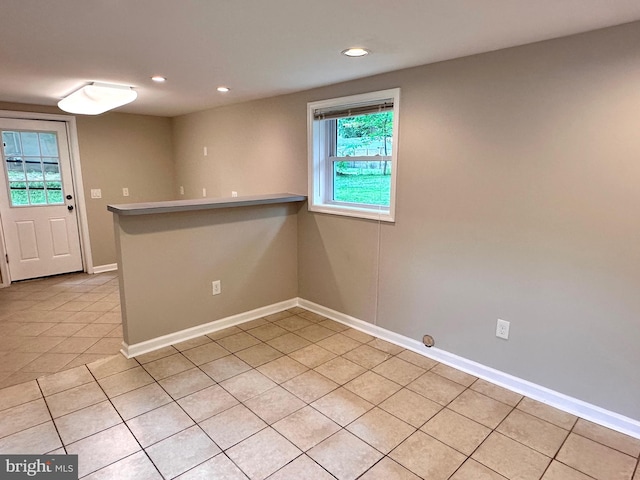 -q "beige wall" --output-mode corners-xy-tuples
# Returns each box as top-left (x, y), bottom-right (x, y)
(172, 23), (640, 420)
(0, 102), (176, 267)
(115, 203), (300, 344)
(76, 113), (175, 266)
(171, 95), (307, 199)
